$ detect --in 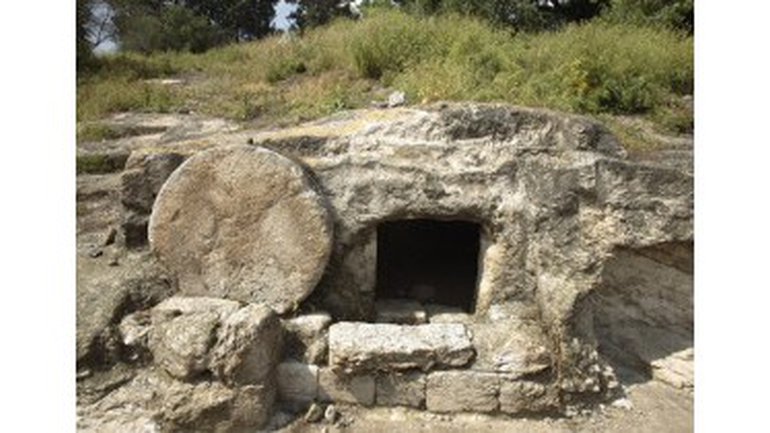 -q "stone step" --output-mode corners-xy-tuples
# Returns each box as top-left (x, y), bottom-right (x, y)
(328, 322), (474, 373)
